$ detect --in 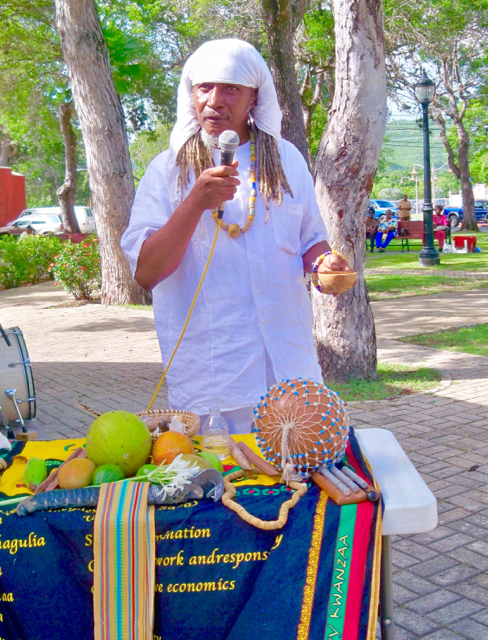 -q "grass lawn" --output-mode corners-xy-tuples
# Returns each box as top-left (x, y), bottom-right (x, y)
(365, 231), (488, 272)
(366, 274), (488, 301)
(400, 323), (488, 358)
(330, 362), (441, 402)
